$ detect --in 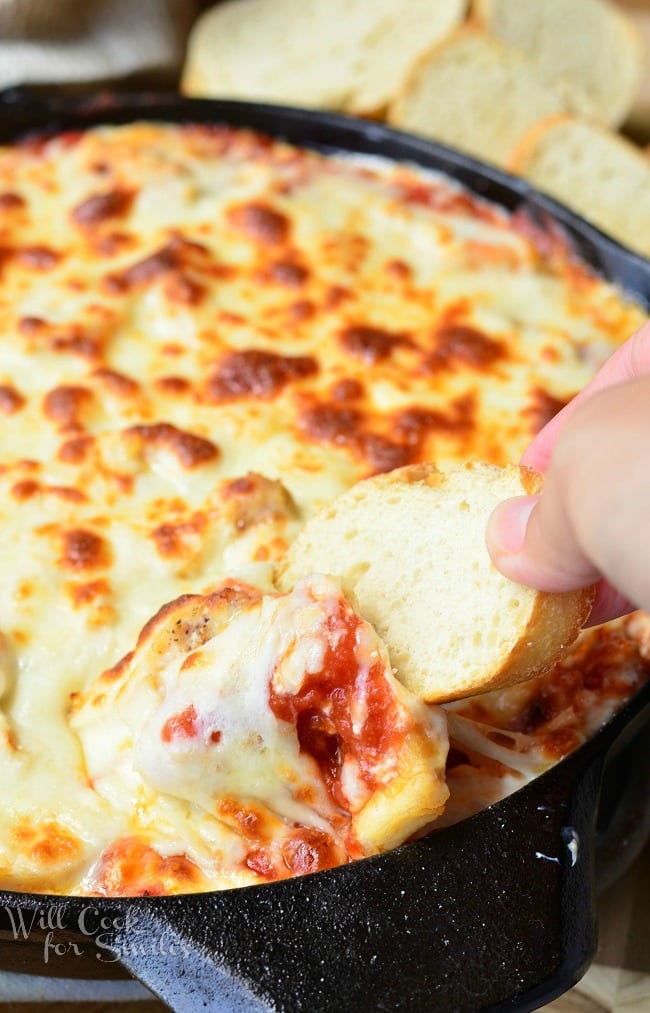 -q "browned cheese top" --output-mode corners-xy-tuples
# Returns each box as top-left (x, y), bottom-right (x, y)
(0, 121), (645, 895)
